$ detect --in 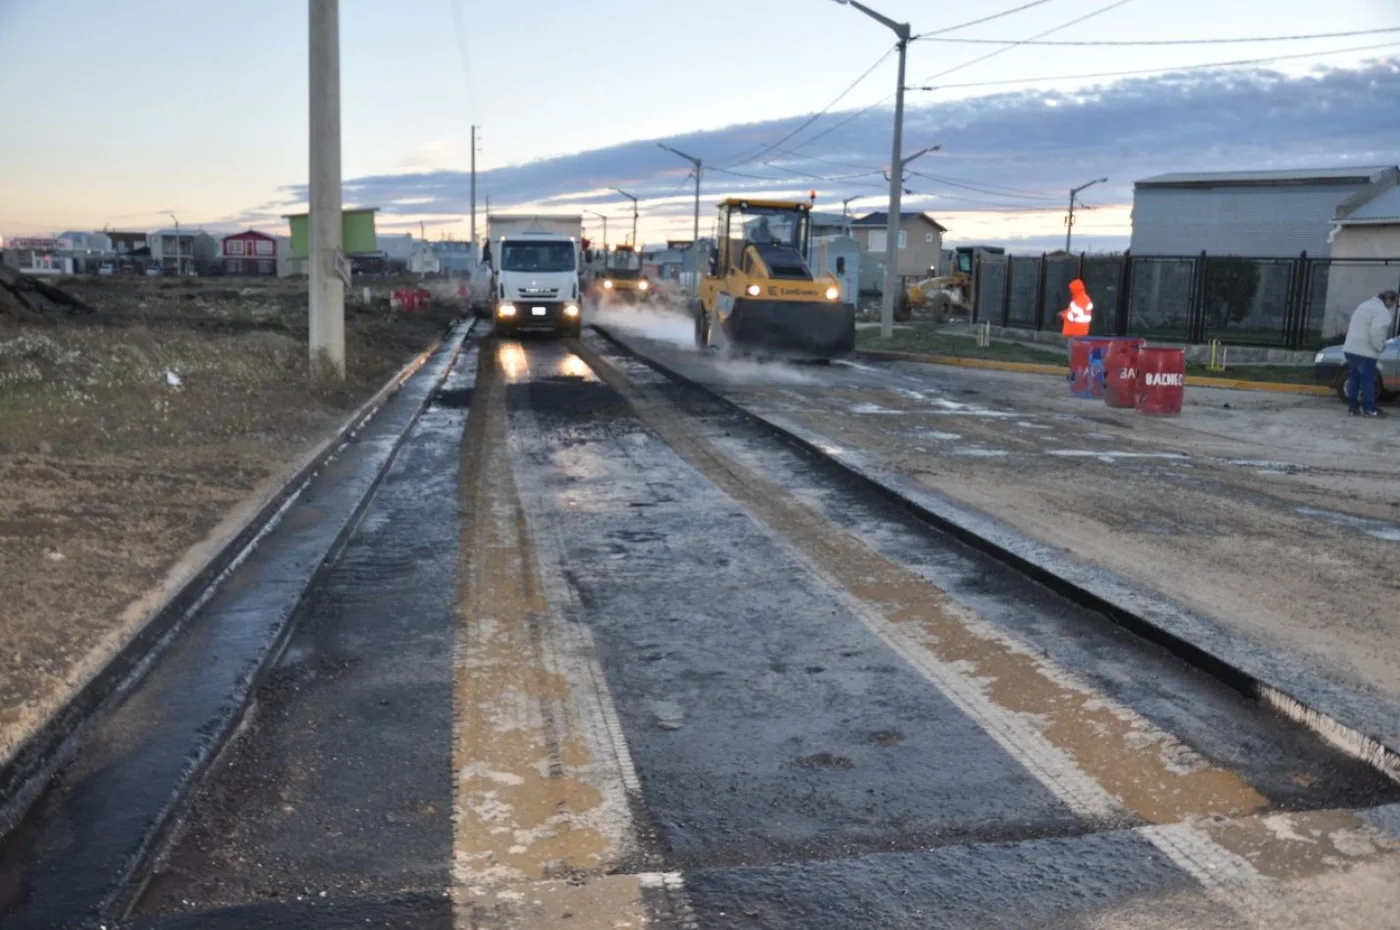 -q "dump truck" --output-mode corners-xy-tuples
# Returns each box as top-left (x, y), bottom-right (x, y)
(484, 213), (584, 338)
(901, 244), (1005, 322)
(693, 198), (855, 361)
